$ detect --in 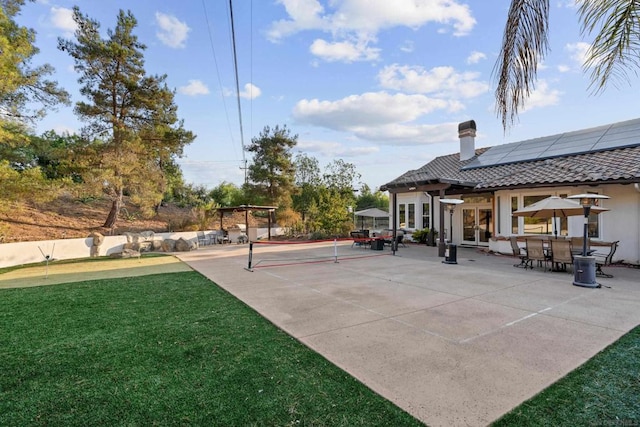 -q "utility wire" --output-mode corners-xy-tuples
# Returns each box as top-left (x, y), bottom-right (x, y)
(228, 0), (248, 185)
(200, 0), (240, 161)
